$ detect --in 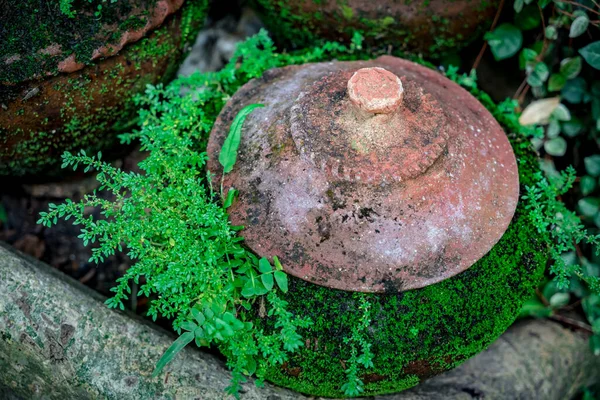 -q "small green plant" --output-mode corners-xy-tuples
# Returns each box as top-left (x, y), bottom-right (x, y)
(36, 29), (367, 395)
(340, 296), (375, 396)
(59, 0), (118, 17)
(38, 86), (309, 397)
